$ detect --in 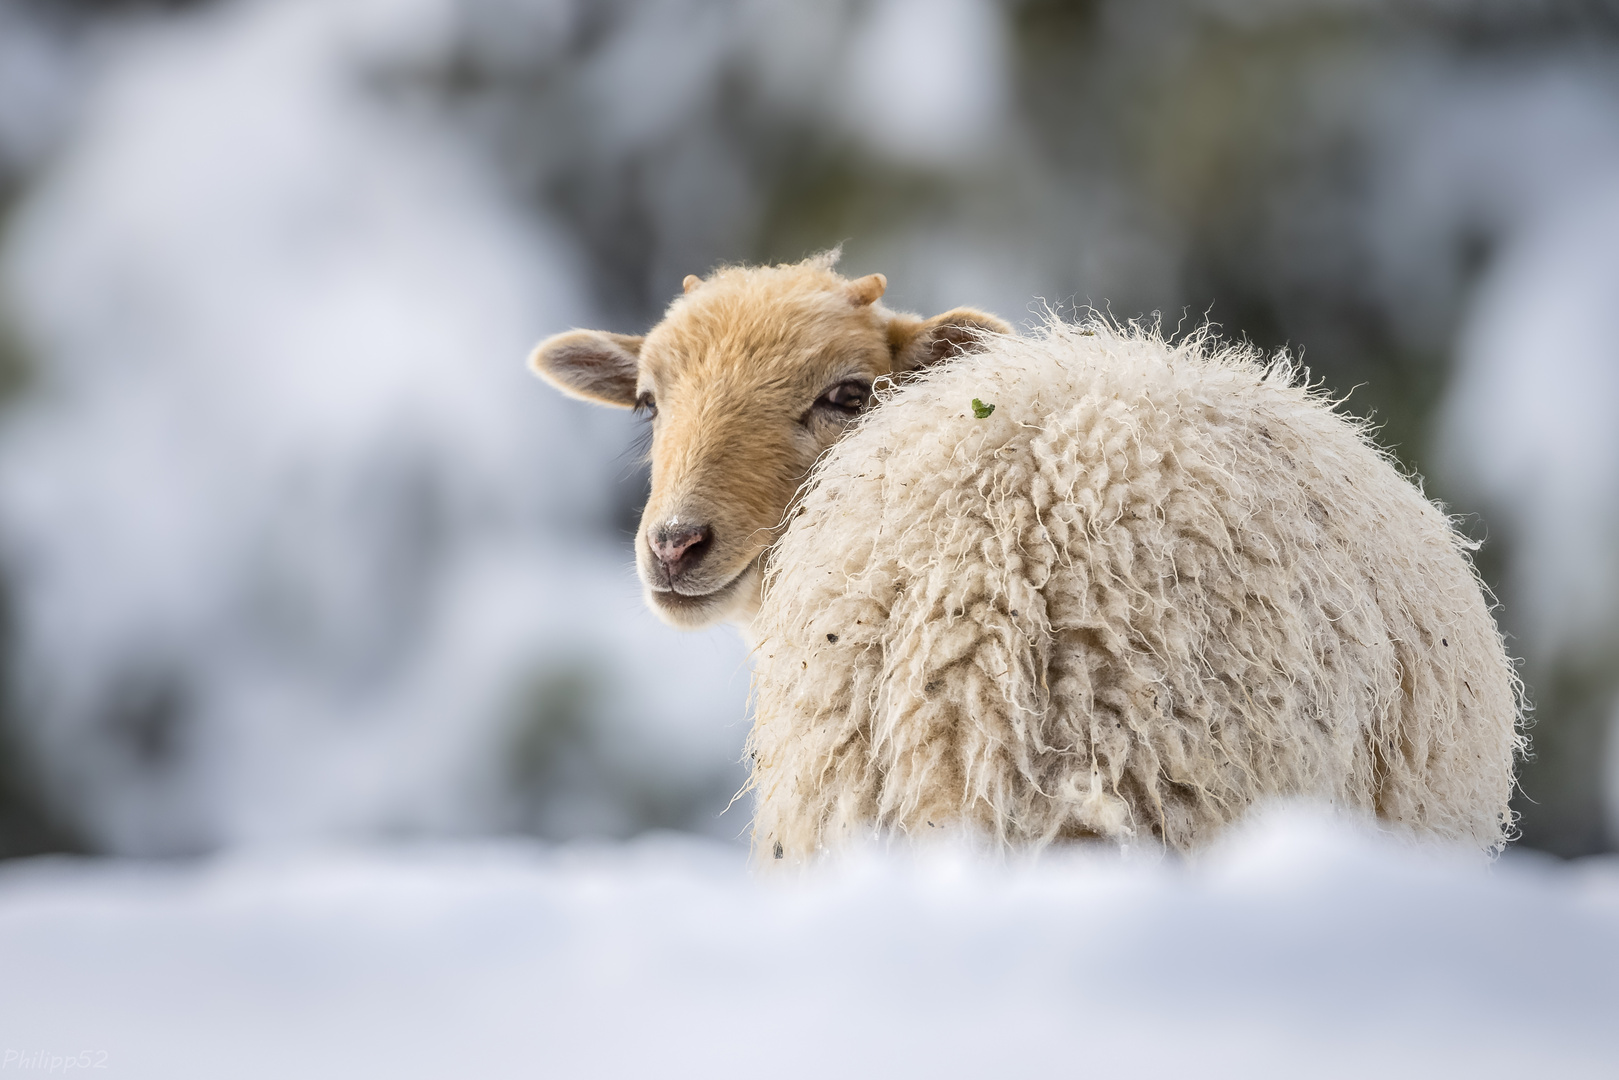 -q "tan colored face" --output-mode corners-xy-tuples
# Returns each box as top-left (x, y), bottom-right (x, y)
(530, 258), (1009, 629)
